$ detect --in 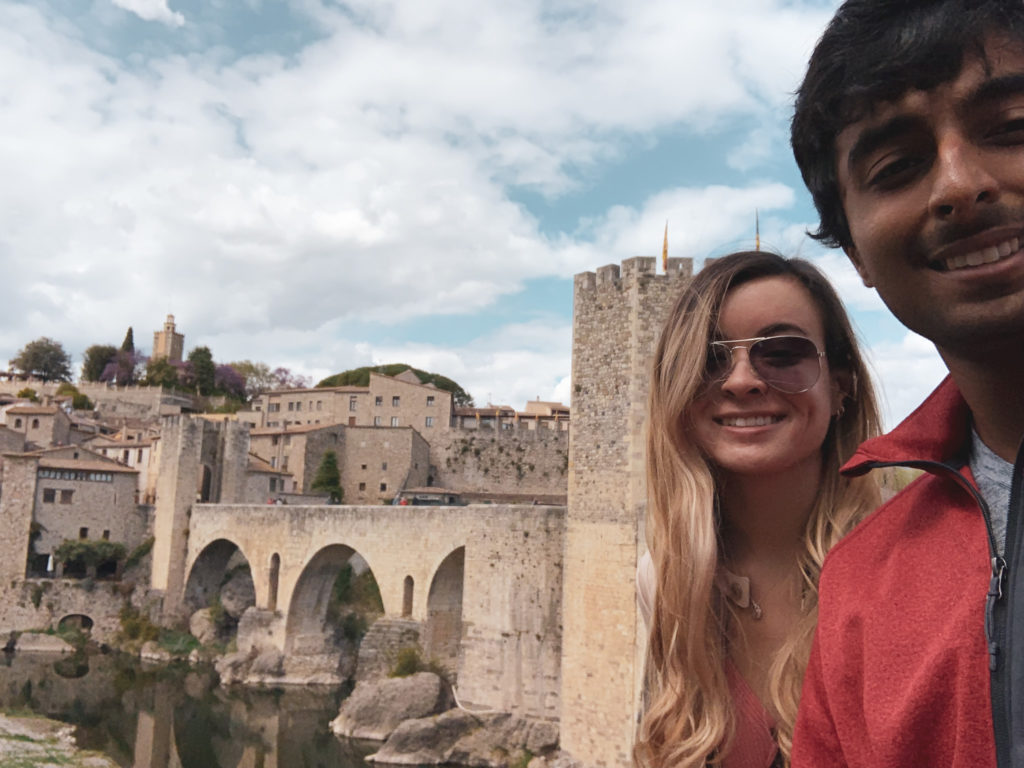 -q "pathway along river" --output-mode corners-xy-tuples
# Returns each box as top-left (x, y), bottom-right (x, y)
(0, 649), (379, 767)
